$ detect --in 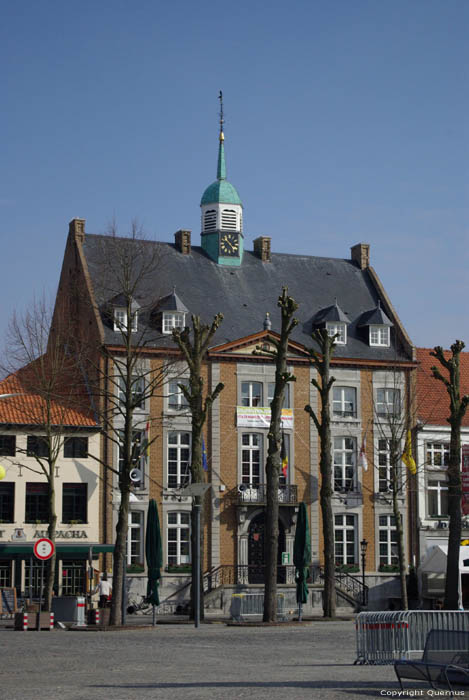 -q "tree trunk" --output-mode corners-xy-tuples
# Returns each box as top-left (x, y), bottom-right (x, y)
(319, 383), (336, 619)
(263, 450), (280, 621)
(444, 419), (463, 609)
(391, 442), (408, 610)
(305, 329), (336, 619)
(45, 475), (57, 611)
(189, 419), (205, 622)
